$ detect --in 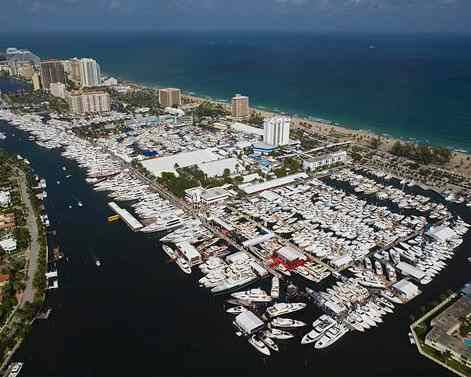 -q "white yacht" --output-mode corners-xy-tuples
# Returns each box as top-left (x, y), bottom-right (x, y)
(314, 324), (349, 349)
(211, 273), (256, 294)
(261, 336), (279, 352)
(226, 306), (247, 315)
(248, 336), (271, 356)
(162, 244), (177, 259)
(271, 276), (280, 299)
(231, 288), (272, 303)
(271, 317), (306, 328)
(266, 302), (306, 318)
(175, 256), (191, 274)
(264, 328), (294, 340)
(301, 315), (336, 344)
